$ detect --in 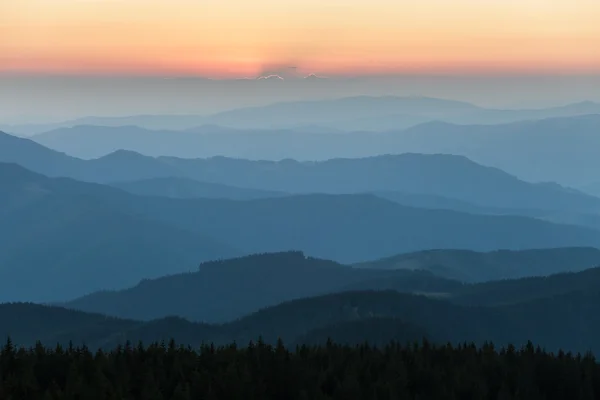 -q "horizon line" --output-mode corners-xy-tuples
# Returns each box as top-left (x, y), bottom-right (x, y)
(3, 71), (600, 80)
